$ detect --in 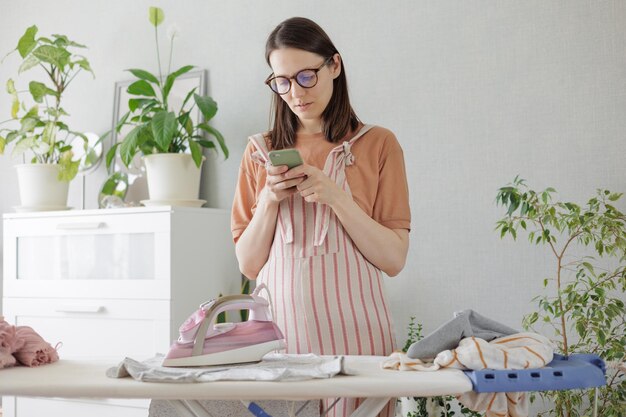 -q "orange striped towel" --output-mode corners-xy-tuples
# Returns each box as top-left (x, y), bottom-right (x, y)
(382, 332), (554, 417)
